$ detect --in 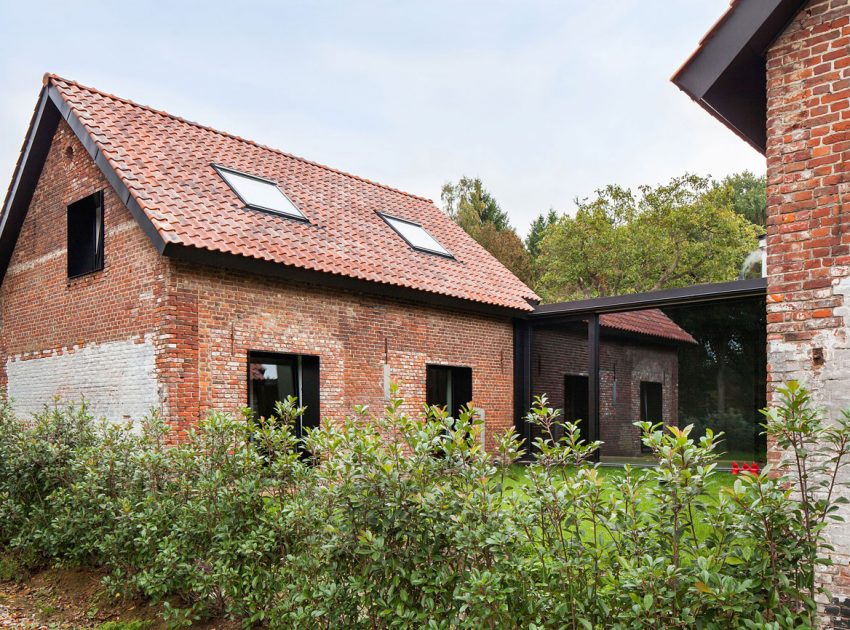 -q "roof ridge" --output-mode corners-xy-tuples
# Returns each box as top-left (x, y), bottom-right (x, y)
(43, 73), (435, 205)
